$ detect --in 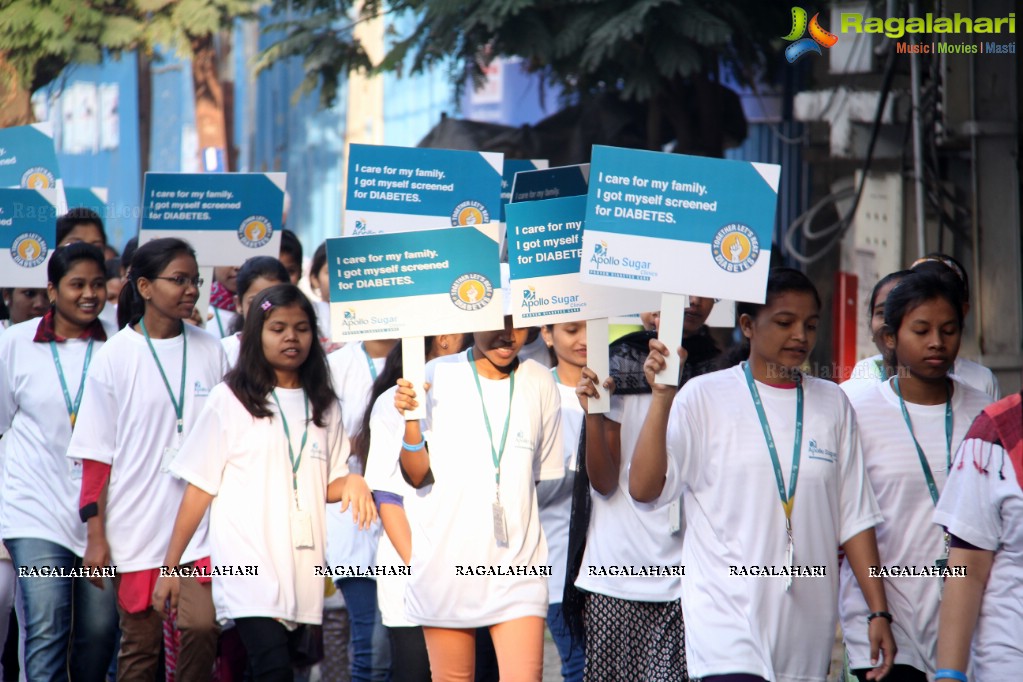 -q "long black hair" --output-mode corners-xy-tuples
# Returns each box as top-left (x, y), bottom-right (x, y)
(117, 238), (196, 329)
(722, 267), (821, 367)
(48, 242), (106, 288)
(882, 271), (964, 340)
(229, 256), (290, 334)
(225, 284), (336, 427)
